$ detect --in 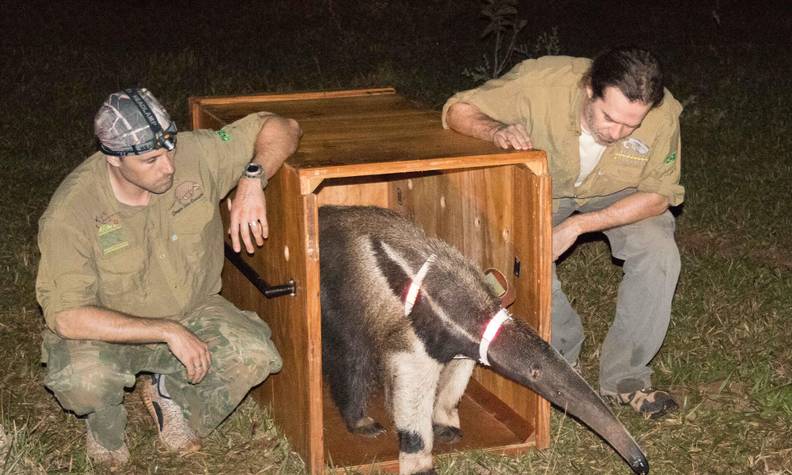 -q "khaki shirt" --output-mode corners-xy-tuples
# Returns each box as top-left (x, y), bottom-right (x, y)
(442, 56), (684, 206)
(36, 112), (271, 330)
